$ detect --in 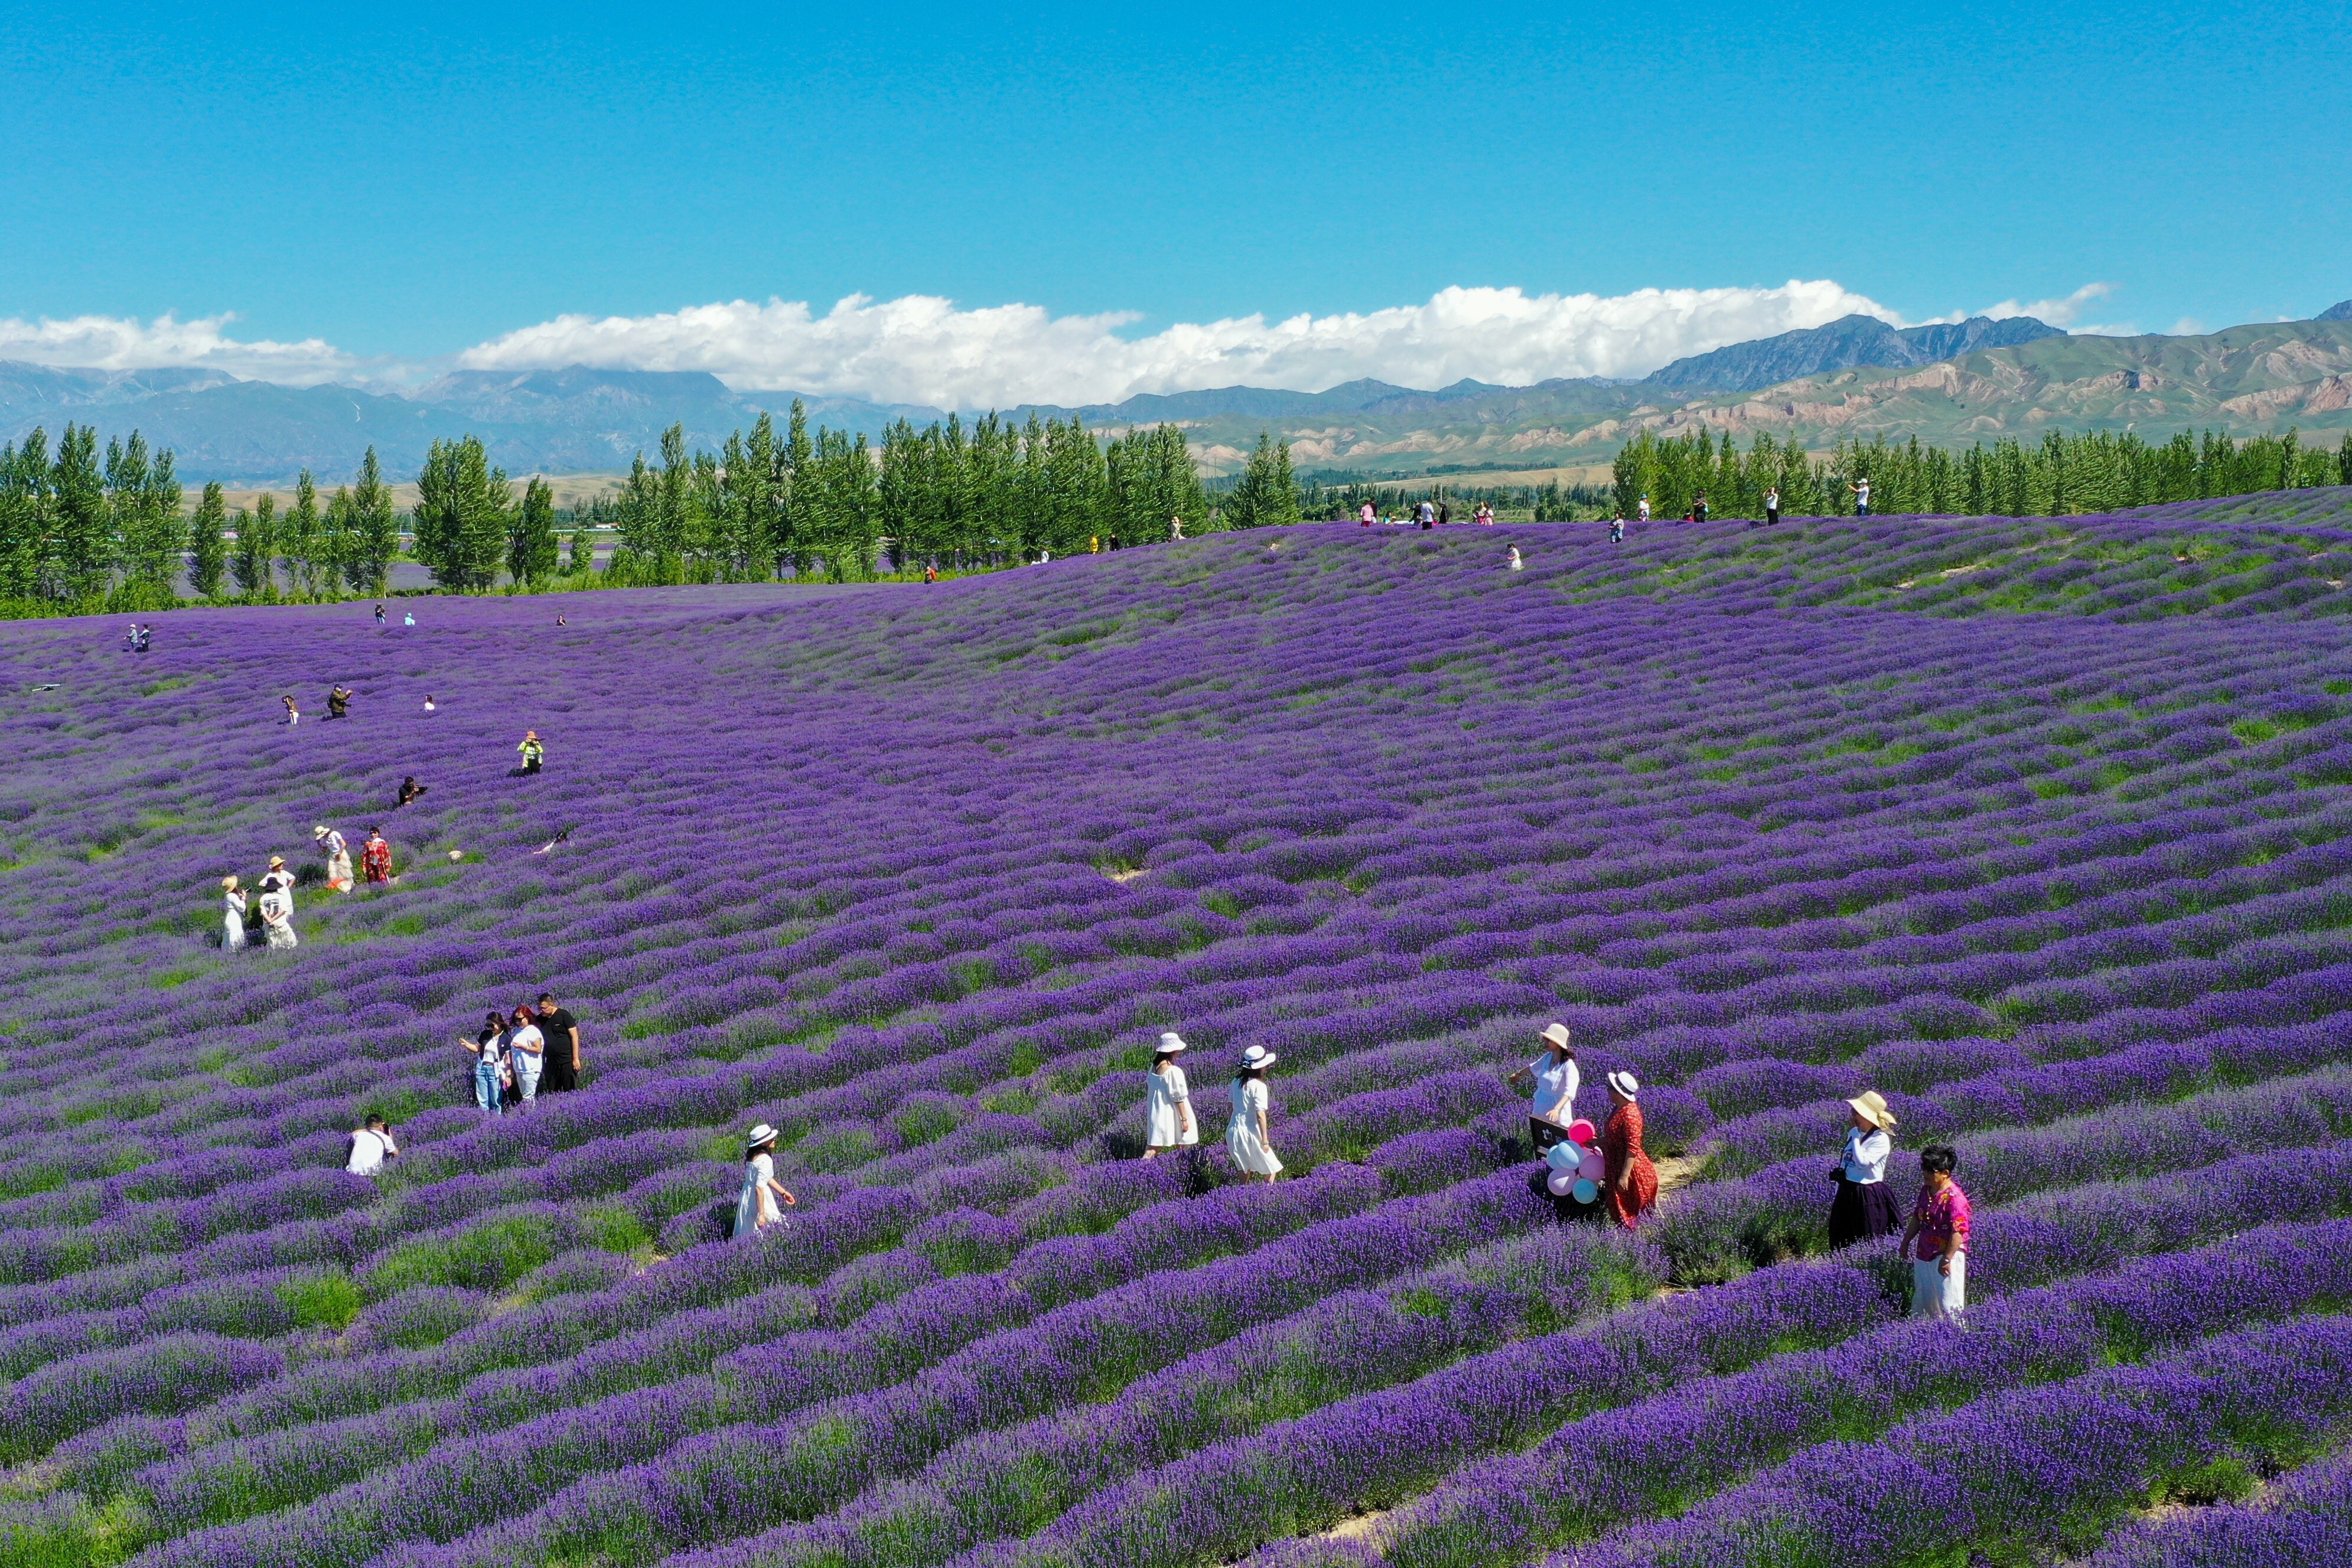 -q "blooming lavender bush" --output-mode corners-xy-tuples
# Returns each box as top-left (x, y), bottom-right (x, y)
(5, 500), (2352, 1568)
